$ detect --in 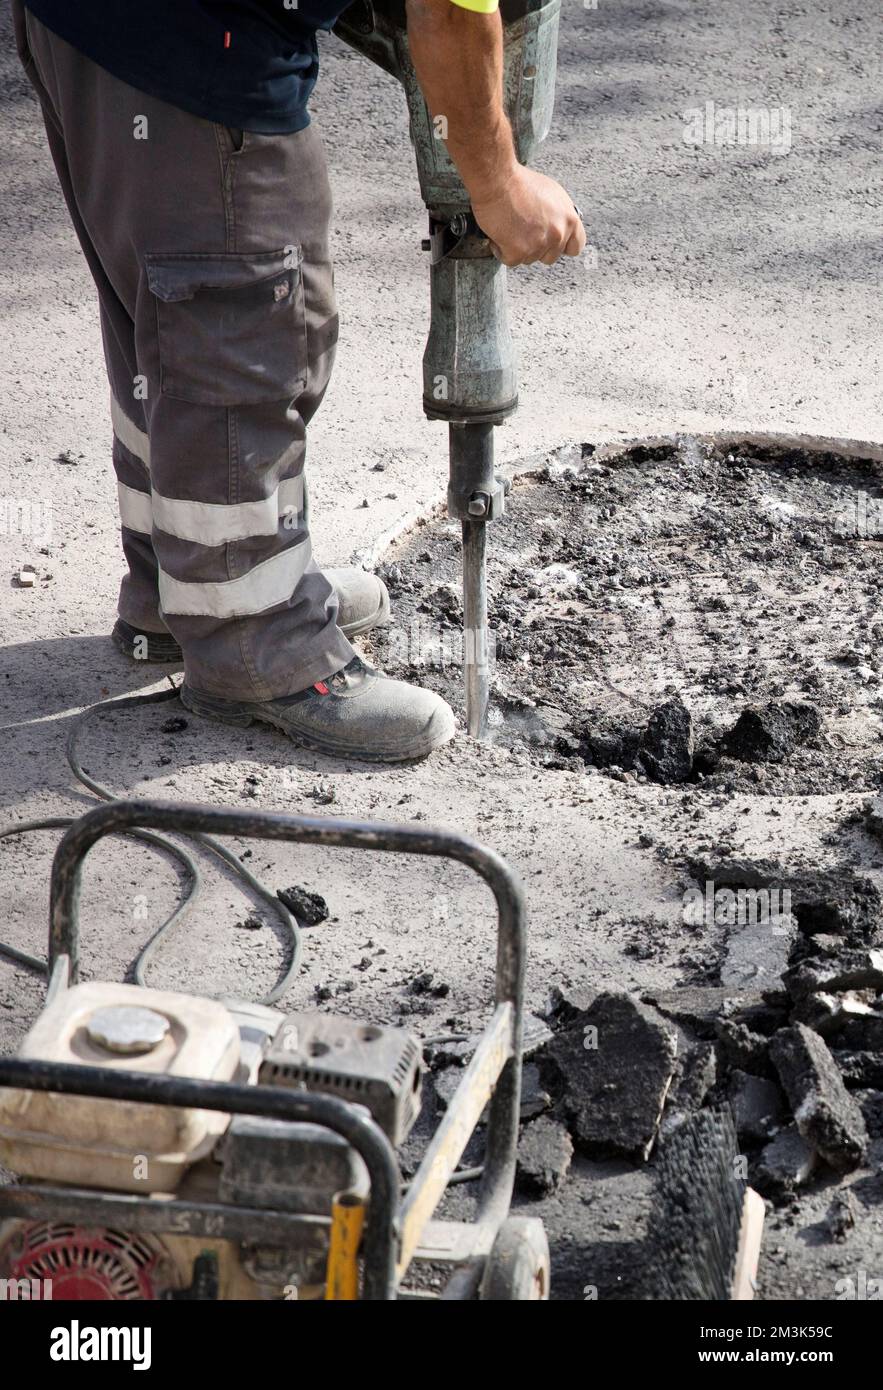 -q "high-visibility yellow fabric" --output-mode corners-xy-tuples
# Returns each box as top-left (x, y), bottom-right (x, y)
(449, 0), (500, 13)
